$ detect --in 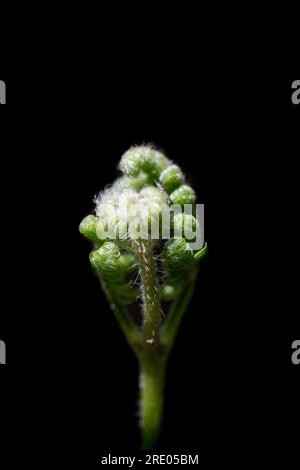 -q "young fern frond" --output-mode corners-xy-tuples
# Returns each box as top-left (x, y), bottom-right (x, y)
(79, 145), (207, 448)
